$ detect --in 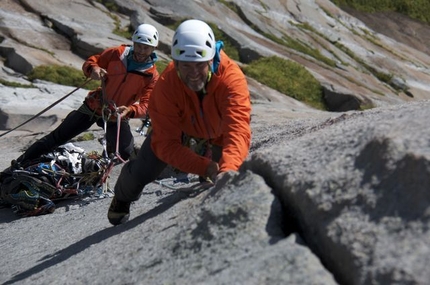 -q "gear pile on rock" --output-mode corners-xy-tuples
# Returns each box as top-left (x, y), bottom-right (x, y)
(0, 143), (113, 216)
